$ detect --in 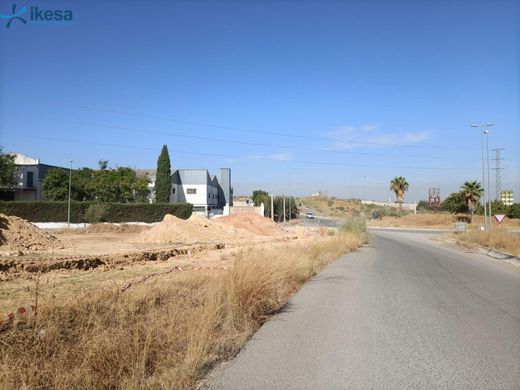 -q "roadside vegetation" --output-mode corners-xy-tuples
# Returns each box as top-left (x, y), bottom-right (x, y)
(0, 226), (366, 389)
(252, 190), (298, 220)
(454, 229), (520, 257)
(301, 196), (361, 218)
